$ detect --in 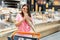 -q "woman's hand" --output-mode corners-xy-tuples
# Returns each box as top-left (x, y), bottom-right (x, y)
(24, 13), (31, 20)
